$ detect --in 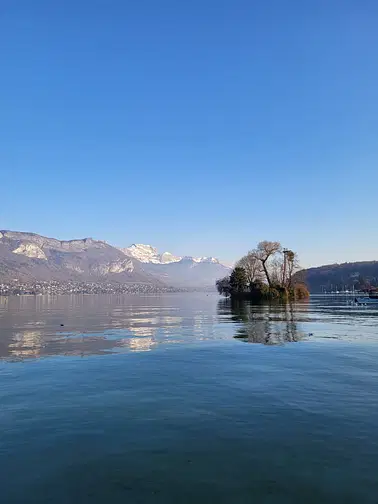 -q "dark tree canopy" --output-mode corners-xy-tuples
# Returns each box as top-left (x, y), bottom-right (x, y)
(230, 267), (248, 293)
(216, 276), (232, 297)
